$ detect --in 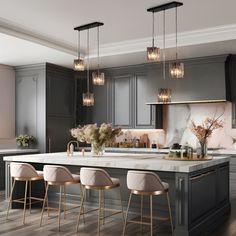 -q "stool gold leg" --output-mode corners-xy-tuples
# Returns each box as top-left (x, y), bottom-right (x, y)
(58, 185), (63, 231)
(101, 190), (105, 225)
(44, 181), (49, 217)
(150, 195), (153, 236)
(29, 180), (32, 214)
(98, 189), (102, 236)
(76, 187), (86, 232)
(40, 182), (49, 227)
(23, 180), (28, 224)
(79, 183), (85, 224)
(119, 187), (125, 223)
(140, 195), (143, 232)
(63, 185), (66, 219)
(167, 192), (174, 235)
(6, 178), (16, 220)
(122, 192), (132, 236)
